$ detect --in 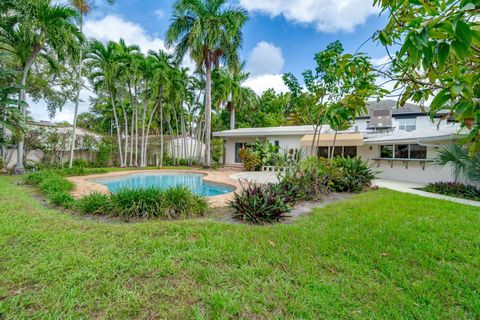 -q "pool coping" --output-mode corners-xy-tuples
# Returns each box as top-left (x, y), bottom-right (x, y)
(67, 169), (242, 207)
